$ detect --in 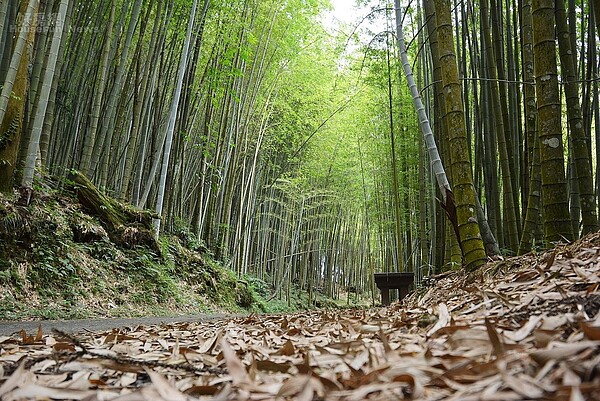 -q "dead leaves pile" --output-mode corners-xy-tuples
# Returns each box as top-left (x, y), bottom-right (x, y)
(3, 234), (600, 400)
